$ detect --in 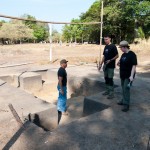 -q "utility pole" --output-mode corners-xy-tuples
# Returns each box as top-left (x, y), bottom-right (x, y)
(49, 23), (52, 61)
(99, 0), (103, 63)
